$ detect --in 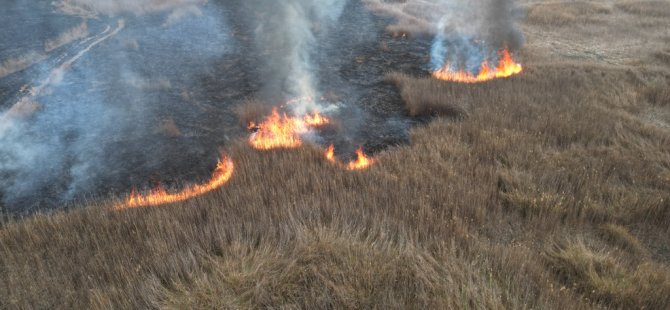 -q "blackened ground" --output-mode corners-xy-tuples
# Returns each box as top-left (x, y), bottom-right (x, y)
(0, 0), (434, 214)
